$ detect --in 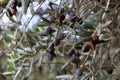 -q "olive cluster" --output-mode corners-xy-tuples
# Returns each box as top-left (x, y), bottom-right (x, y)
(67, 48), (80, 64)
(45, 26), (65, 60)
(66, 35), (99, 63)
(44, 3), (100, 78)
(82, 35), (99, 52)
(66, 35), (99, 77)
